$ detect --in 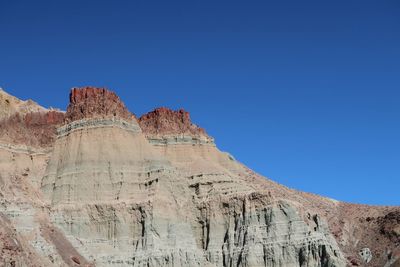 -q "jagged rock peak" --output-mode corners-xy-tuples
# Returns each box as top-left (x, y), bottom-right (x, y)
(139, 107), (208, 136)
(65, 86), (136, 123)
